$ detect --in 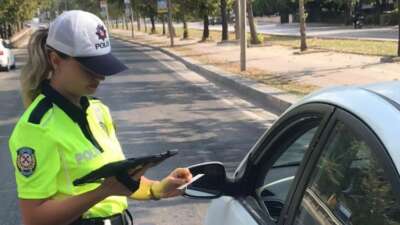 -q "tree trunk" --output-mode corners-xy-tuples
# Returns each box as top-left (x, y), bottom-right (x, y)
(167, 0), (174, 46)
(183, 13), (189, 39)
(124, 15), (129, 30)
(299, 0), (307, 51)
(6, 22), (11, 39)
(344, 0), (352, 25)
(136, 12), (141, 31)
(16, 21), (20, 32)
(221, 0), (228, 41)
(150, 15), (156, 33)
(130, 6), (135, 37)
(0, 23), (4, 39)
(202, 13), (210, 41)
(162, 15), (166, 35)
(234, 0), (240, 40)
(247, 0), (260, 44)
(144, 17), (148, 33)
(172, 24), (177, 37)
